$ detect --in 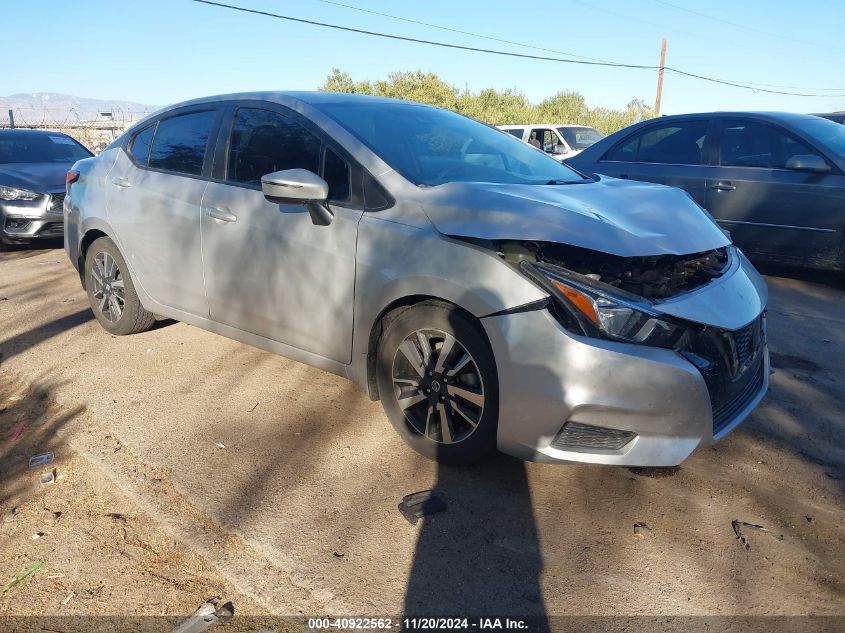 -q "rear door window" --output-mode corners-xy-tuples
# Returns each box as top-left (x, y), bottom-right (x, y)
(148, 110), (216, 176)
(226, 107), (321, 186)
(604, 120), (709, 165)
